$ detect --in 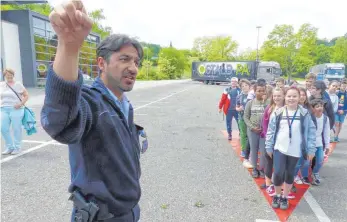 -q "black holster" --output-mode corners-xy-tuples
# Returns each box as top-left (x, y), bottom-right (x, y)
(69, 190), (113, 222)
